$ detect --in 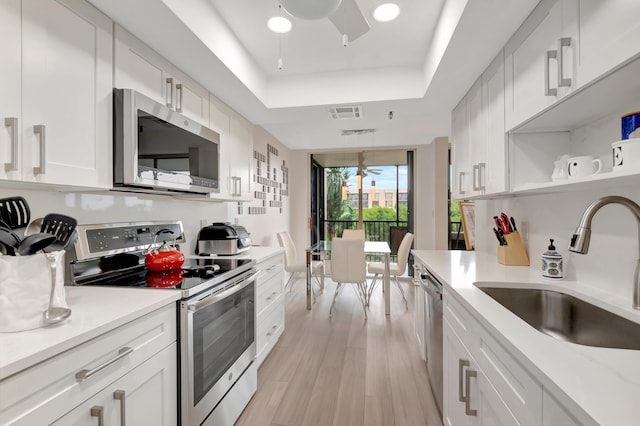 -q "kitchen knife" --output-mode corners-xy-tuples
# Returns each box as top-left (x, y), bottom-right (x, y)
(493, 227), (505, 245)
(510, 216), (518, 232)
